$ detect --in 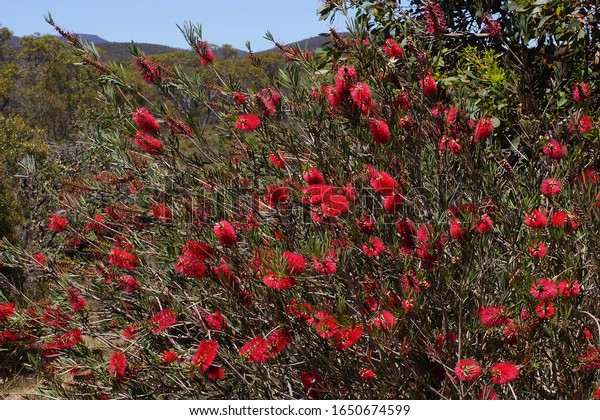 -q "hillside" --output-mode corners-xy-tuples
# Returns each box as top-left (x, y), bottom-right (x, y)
(8, 32), (338, 61)
(97, 42), (181, 61)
